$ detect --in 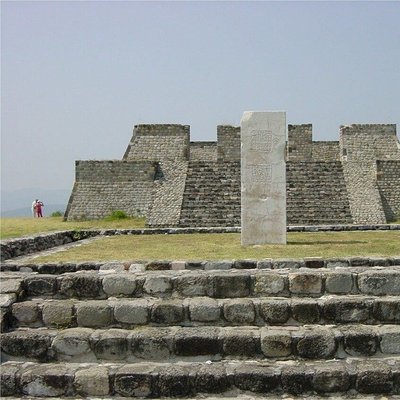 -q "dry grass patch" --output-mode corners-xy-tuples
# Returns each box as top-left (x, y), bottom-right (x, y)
(0, 216), (145, 240)
(33, 230), (400, 262)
